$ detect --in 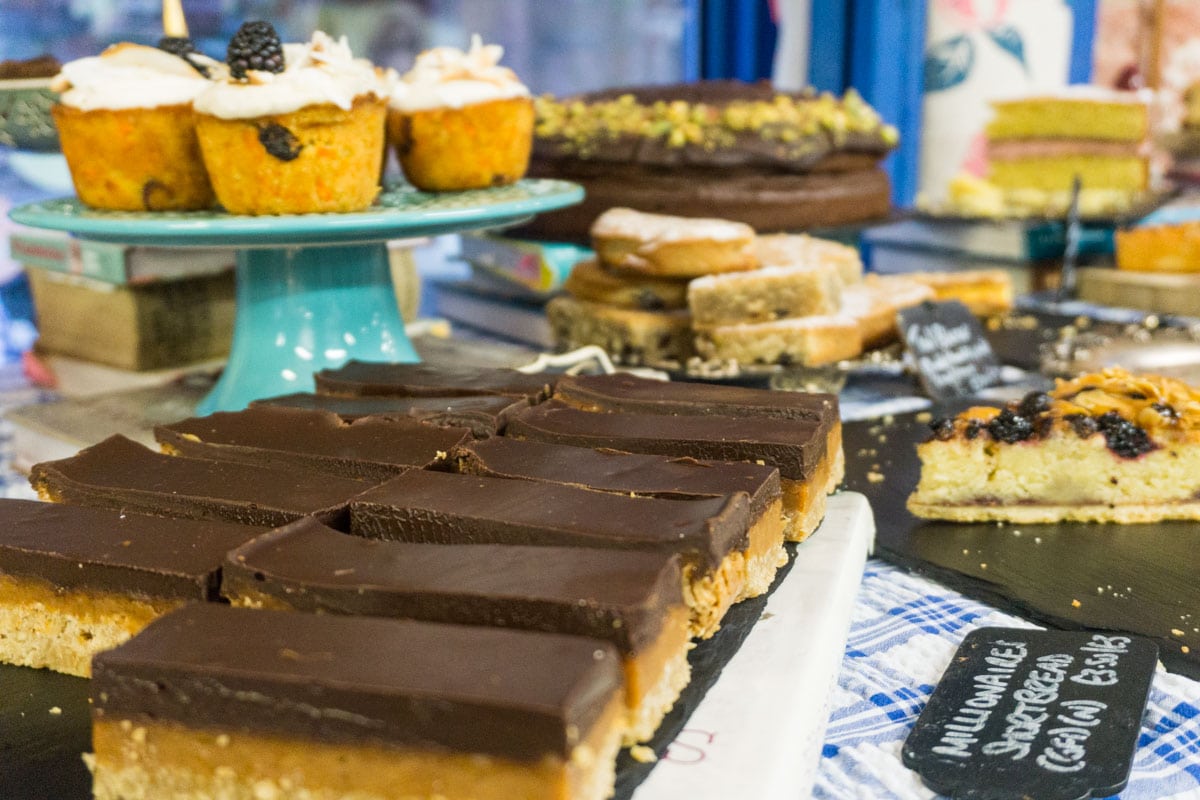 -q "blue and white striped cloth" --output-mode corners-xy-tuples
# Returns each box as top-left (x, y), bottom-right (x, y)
(815, 562), (1200, 799)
